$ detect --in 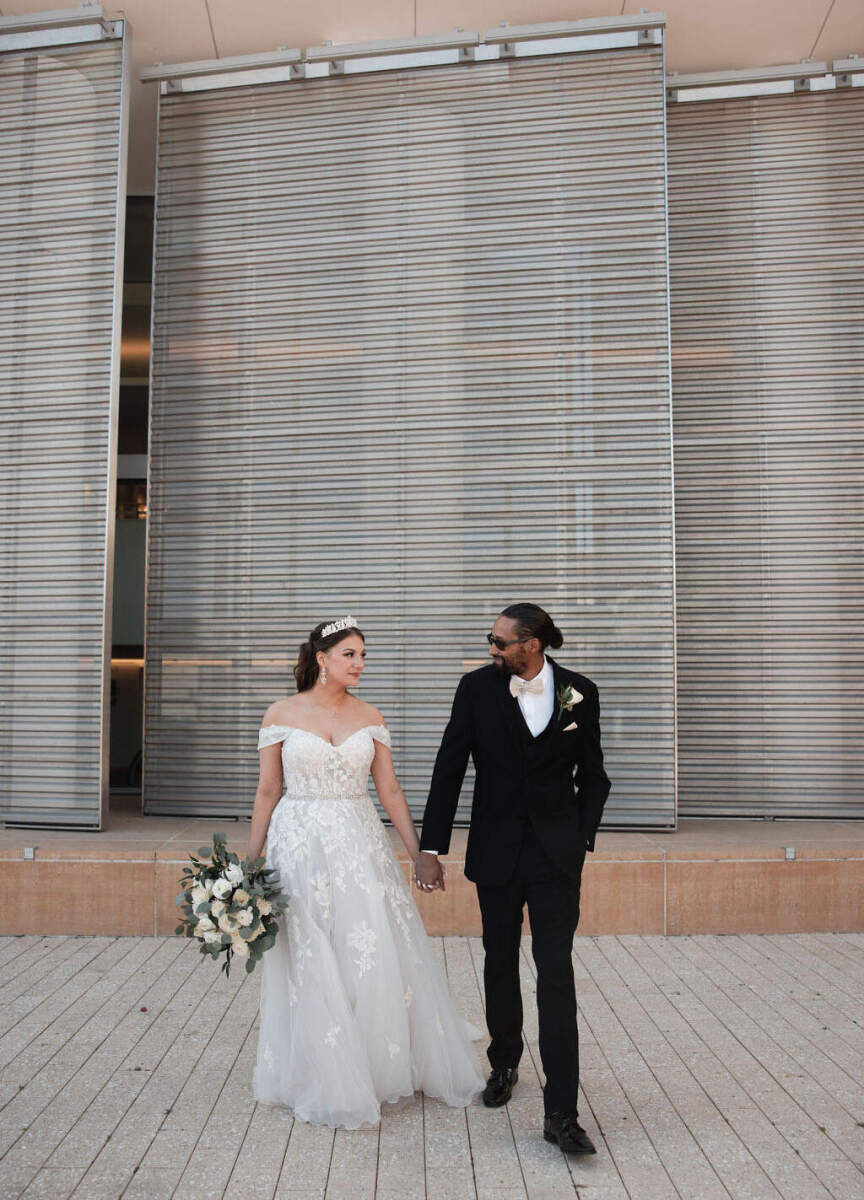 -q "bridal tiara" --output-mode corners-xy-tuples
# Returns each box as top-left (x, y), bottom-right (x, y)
(321, 614), (358, 638)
